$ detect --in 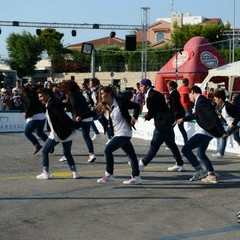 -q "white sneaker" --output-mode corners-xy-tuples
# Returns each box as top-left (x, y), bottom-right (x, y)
(36, 171), (51, 180)
(123, 176), (141, 185)
(139, 159), (145, 172)
(88, 153), (96, 163)
(91, 134), (101, 141)
(97, 172), (114, 184)
(168, 164), (186, 172)
(212, 153), (223, 159)
(73, 171), (80, 179)
(59, 156), (67, 162)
